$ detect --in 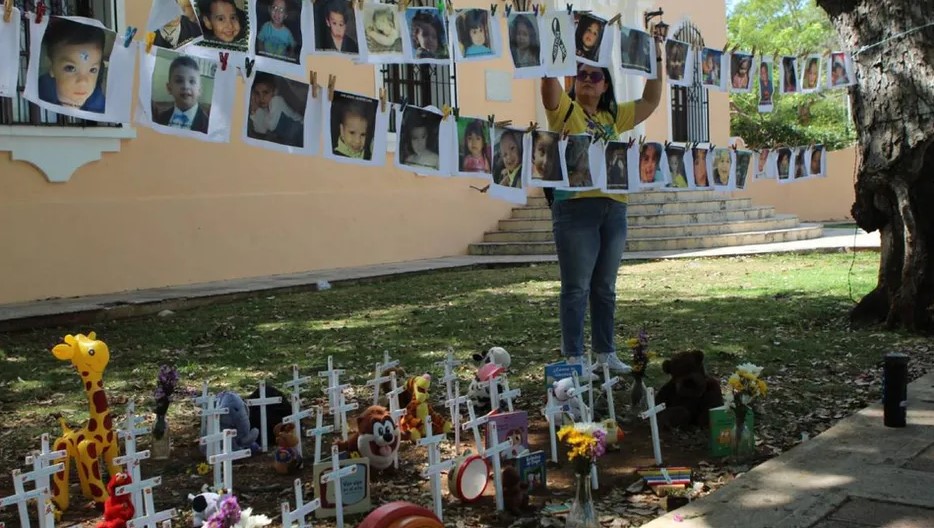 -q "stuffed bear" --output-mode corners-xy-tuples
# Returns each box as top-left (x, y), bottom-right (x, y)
(551, 377), (588, 423)
(272, 422), (303, 475)
(188, 491), (220, 527)
(655, 350), (724, 428)
(200, 391), (260, 455)
(247, 384), (292, 446)
(335, 405), (400, 471)
(501, 465), (530, 515)
(96, 472), (134, 528)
